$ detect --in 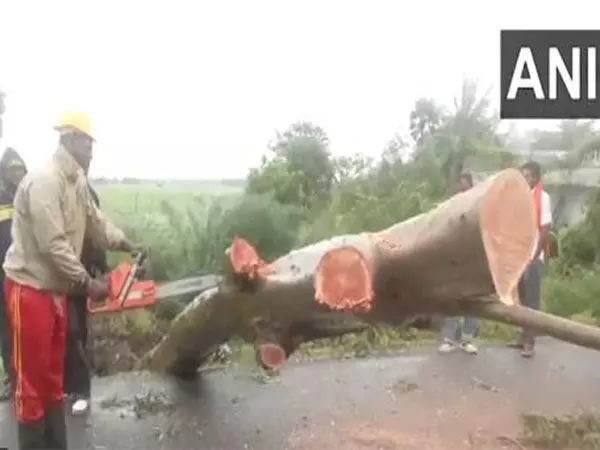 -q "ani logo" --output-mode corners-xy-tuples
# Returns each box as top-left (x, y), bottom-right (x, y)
(500, 30), (599, 119)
